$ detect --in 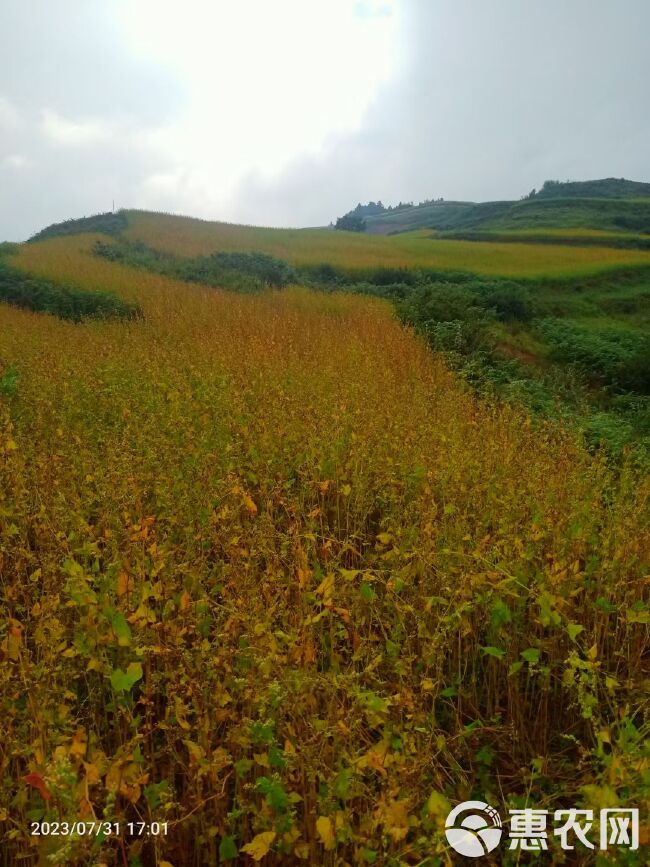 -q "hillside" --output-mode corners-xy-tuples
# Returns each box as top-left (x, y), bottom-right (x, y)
(356, 178), (650, 238)
(119, 210), (650, 278)
(1, 212), (649, 864)
(535, 177), (650, 199)
(10, 210), (650, 460)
